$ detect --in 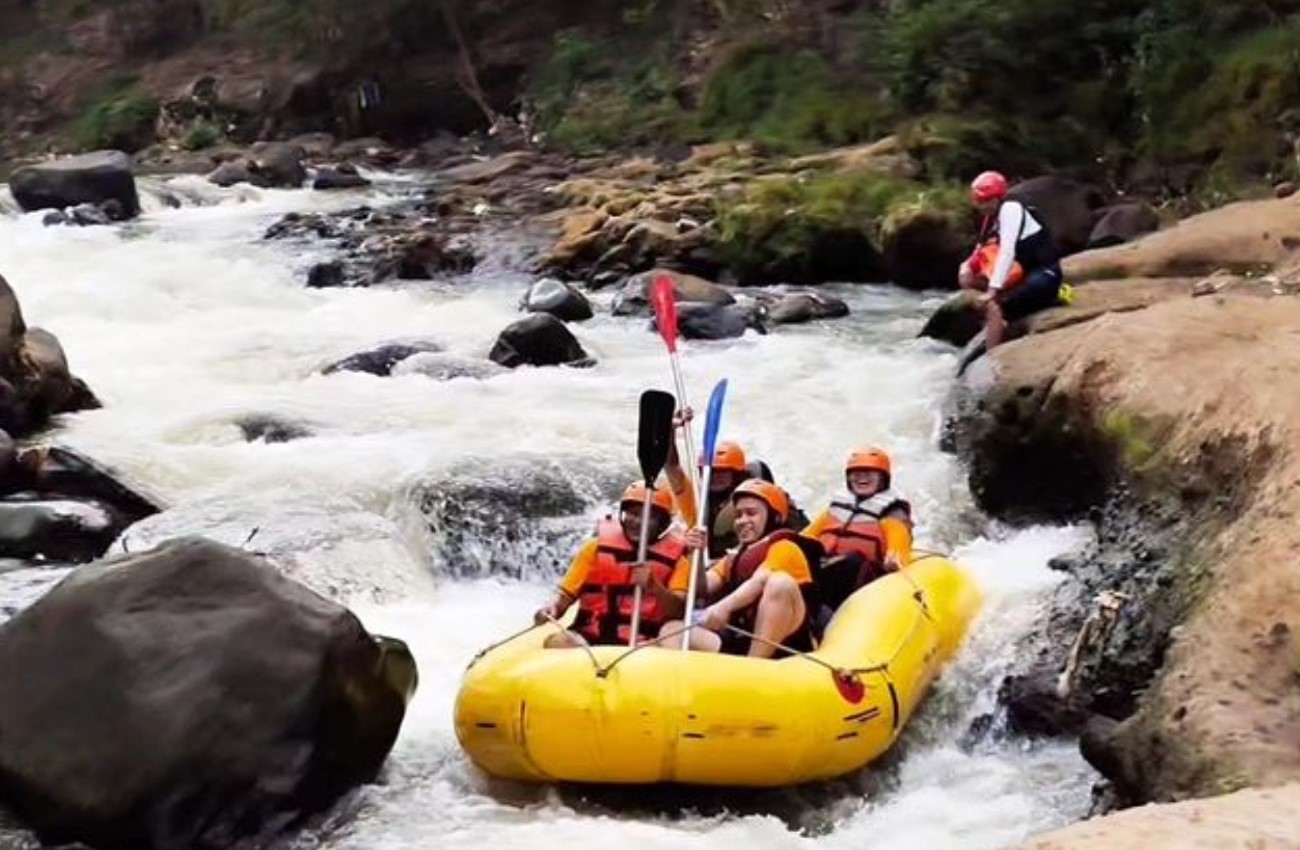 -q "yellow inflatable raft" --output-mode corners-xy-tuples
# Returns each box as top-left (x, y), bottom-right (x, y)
(454, 553), (982, 787)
